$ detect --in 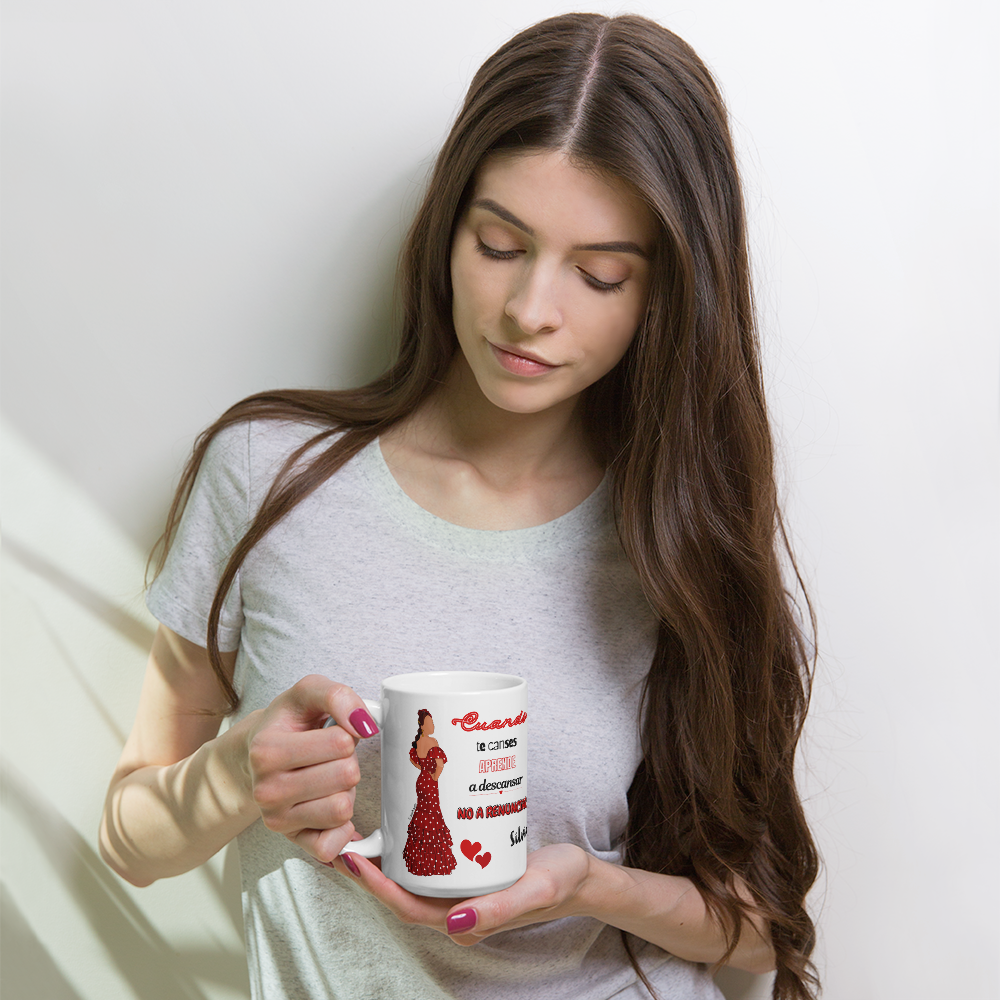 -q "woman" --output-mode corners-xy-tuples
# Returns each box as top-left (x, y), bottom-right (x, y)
(100, 13), (818, 1000)
(404, 710), (457, 876)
